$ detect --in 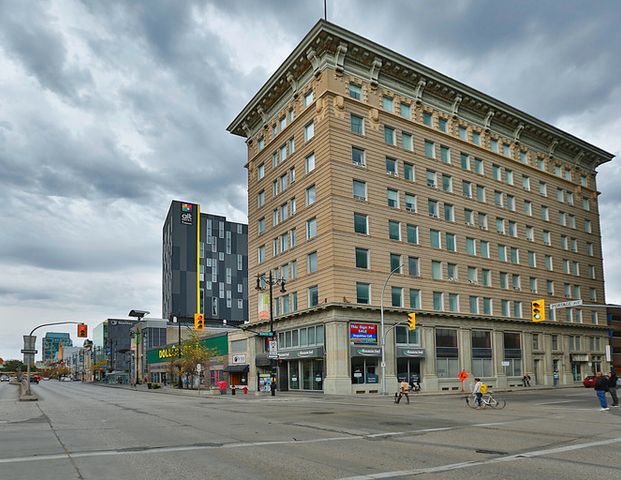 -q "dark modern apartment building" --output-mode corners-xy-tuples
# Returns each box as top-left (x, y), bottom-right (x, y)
(162, 200), (248, 325)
